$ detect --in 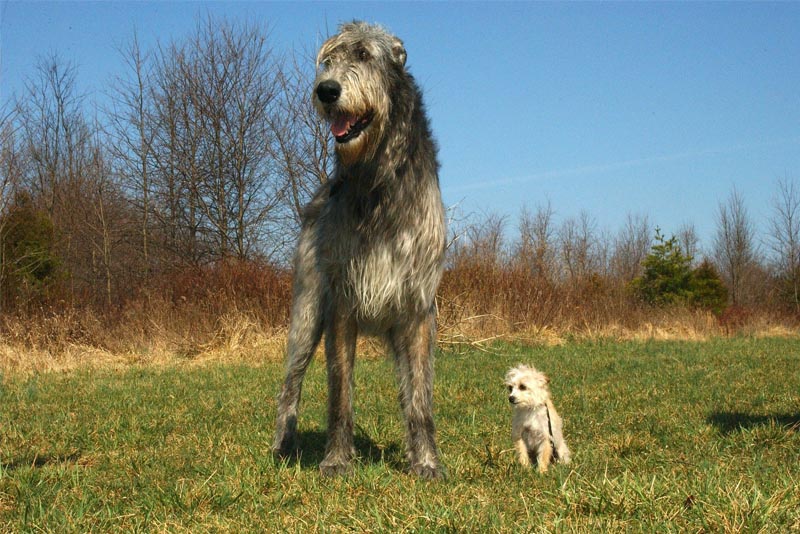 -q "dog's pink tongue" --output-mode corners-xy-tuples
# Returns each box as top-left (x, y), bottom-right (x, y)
(331, 116), (352, 137)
